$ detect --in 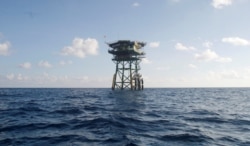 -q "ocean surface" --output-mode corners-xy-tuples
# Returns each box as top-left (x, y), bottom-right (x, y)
(0, 88), (250, 146)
